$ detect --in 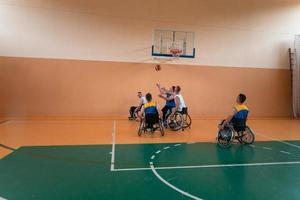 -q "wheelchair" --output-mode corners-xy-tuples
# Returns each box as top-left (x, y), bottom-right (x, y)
(138, 113), (164, 136)
(217, 122), (255, 148)
(180, 107), (192, 129)
(129, 106), (142, 120)
(166, 107), (192, 131)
